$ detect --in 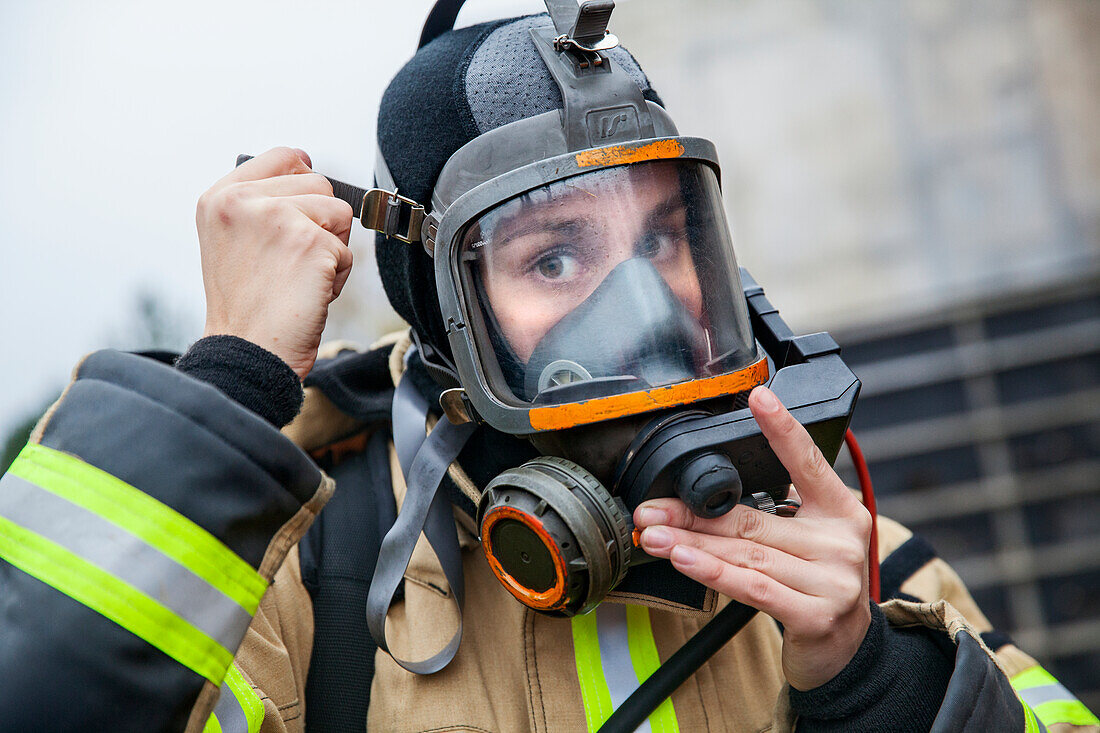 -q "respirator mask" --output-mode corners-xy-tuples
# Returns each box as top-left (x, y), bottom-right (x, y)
(313, 0), (862, 675)
(455, 156), (771, 616)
